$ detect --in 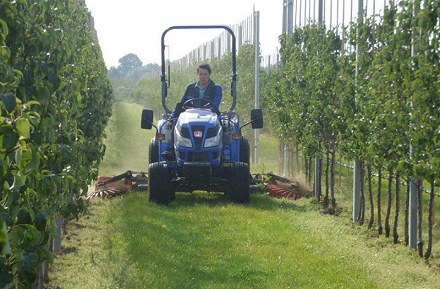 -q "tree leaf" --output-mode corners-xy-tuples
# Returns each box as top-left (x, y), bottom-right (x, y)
(0, 220), (11, 255)
(1, 93), (16, 113)
(16, 118), (30, 139)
